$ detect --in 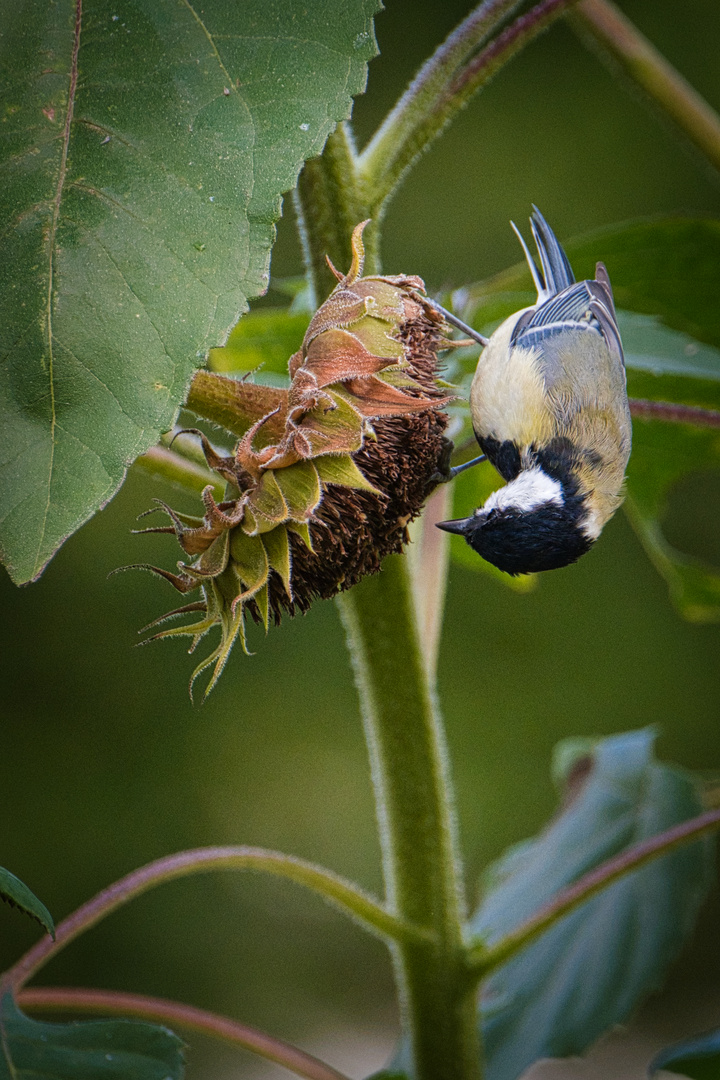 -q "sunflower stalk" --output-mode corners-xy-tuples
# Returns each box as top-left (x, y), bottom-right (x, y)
(295, 127), (481, 1077)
